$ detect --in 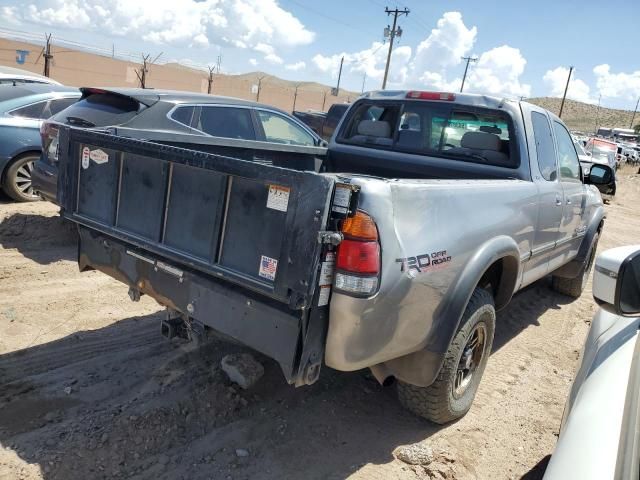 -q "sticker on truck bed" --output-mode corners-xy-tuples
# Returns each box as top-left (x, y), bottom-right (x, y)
(317, 286), (331, 306)
(89, 148), (109, 165)
(266, 185), (290, 212)
(319, 252), (335, 286)
(331, 184), (351, 215)
(259, 255), (278, 281)
(81, 147), (90, 169)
